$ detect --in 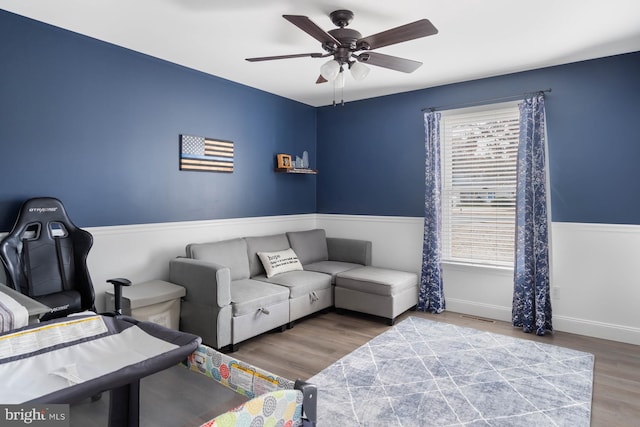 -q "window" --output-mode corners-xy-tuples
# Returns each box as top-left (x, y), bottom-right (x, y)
(440, 102), (519, 267)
